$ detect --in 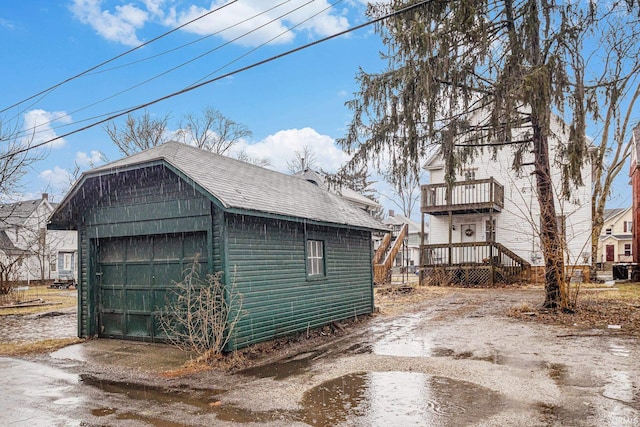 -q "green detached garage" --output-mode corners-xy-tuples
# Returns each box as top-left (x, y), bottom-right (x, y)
(48, 142), (385, 351)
